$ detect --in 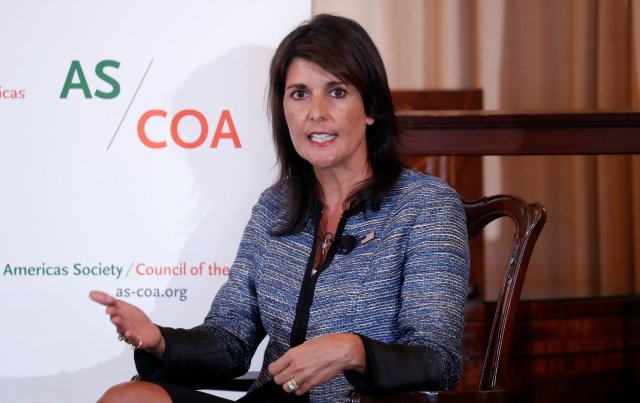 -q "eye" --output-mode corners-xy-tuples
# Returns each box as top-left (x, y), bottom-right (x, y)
(330, 87), (347, 98)
(290, 89), (307, 100)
